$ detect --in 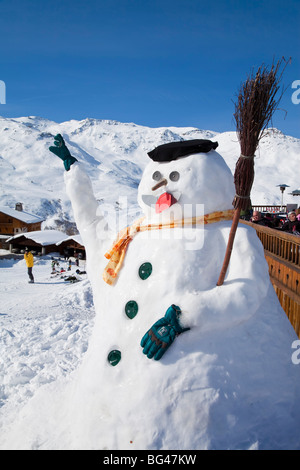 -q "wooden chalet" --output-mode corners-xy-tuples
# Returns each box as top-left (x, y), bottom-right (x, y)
(6, 230), (69, 255)
(56, 235), (86, 259)
(0, 203), (44, 237)
(6, 230), (86, 258)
